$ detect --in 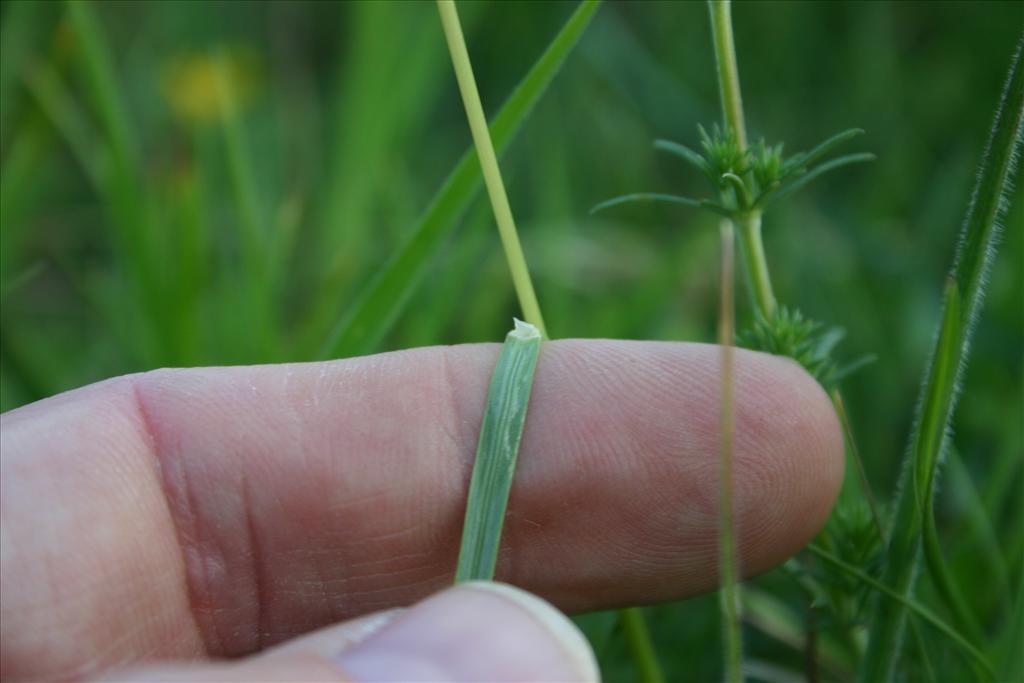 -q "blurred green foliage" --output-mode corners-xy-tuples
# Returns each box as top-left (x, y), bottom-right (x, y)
(1, 1), (1020, 680)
